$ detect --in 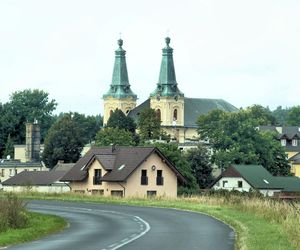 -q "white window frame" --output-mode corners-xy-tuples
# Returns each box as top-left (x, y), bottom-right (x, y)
(281, 139), (286, 146)
(292, 139), (298, 146)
